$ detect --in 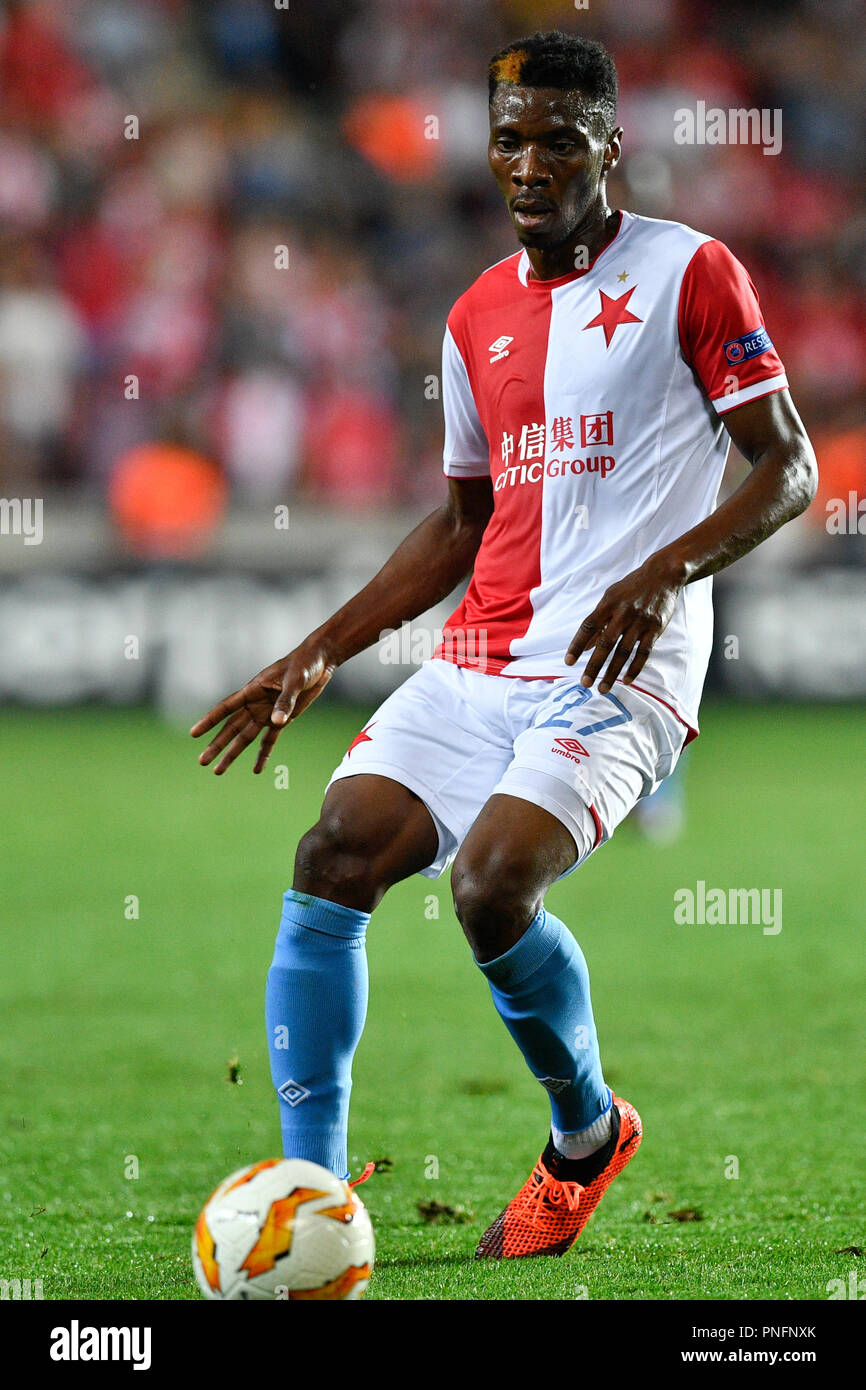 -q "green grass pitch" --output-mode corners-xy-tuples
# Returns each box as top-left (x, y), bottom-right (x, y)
(1, 701), (863, 1301)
